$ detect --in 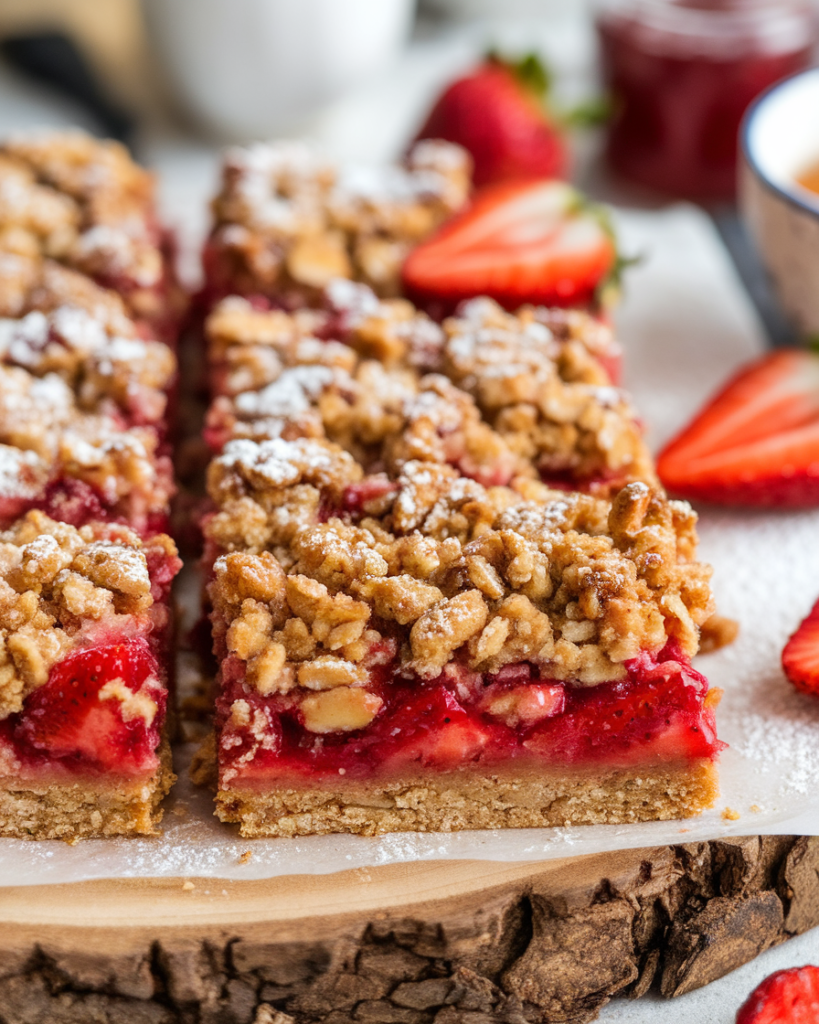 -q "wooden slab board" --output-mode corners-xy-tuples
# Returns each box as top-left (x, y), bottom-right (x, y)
(1, 835), (818, 1023)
